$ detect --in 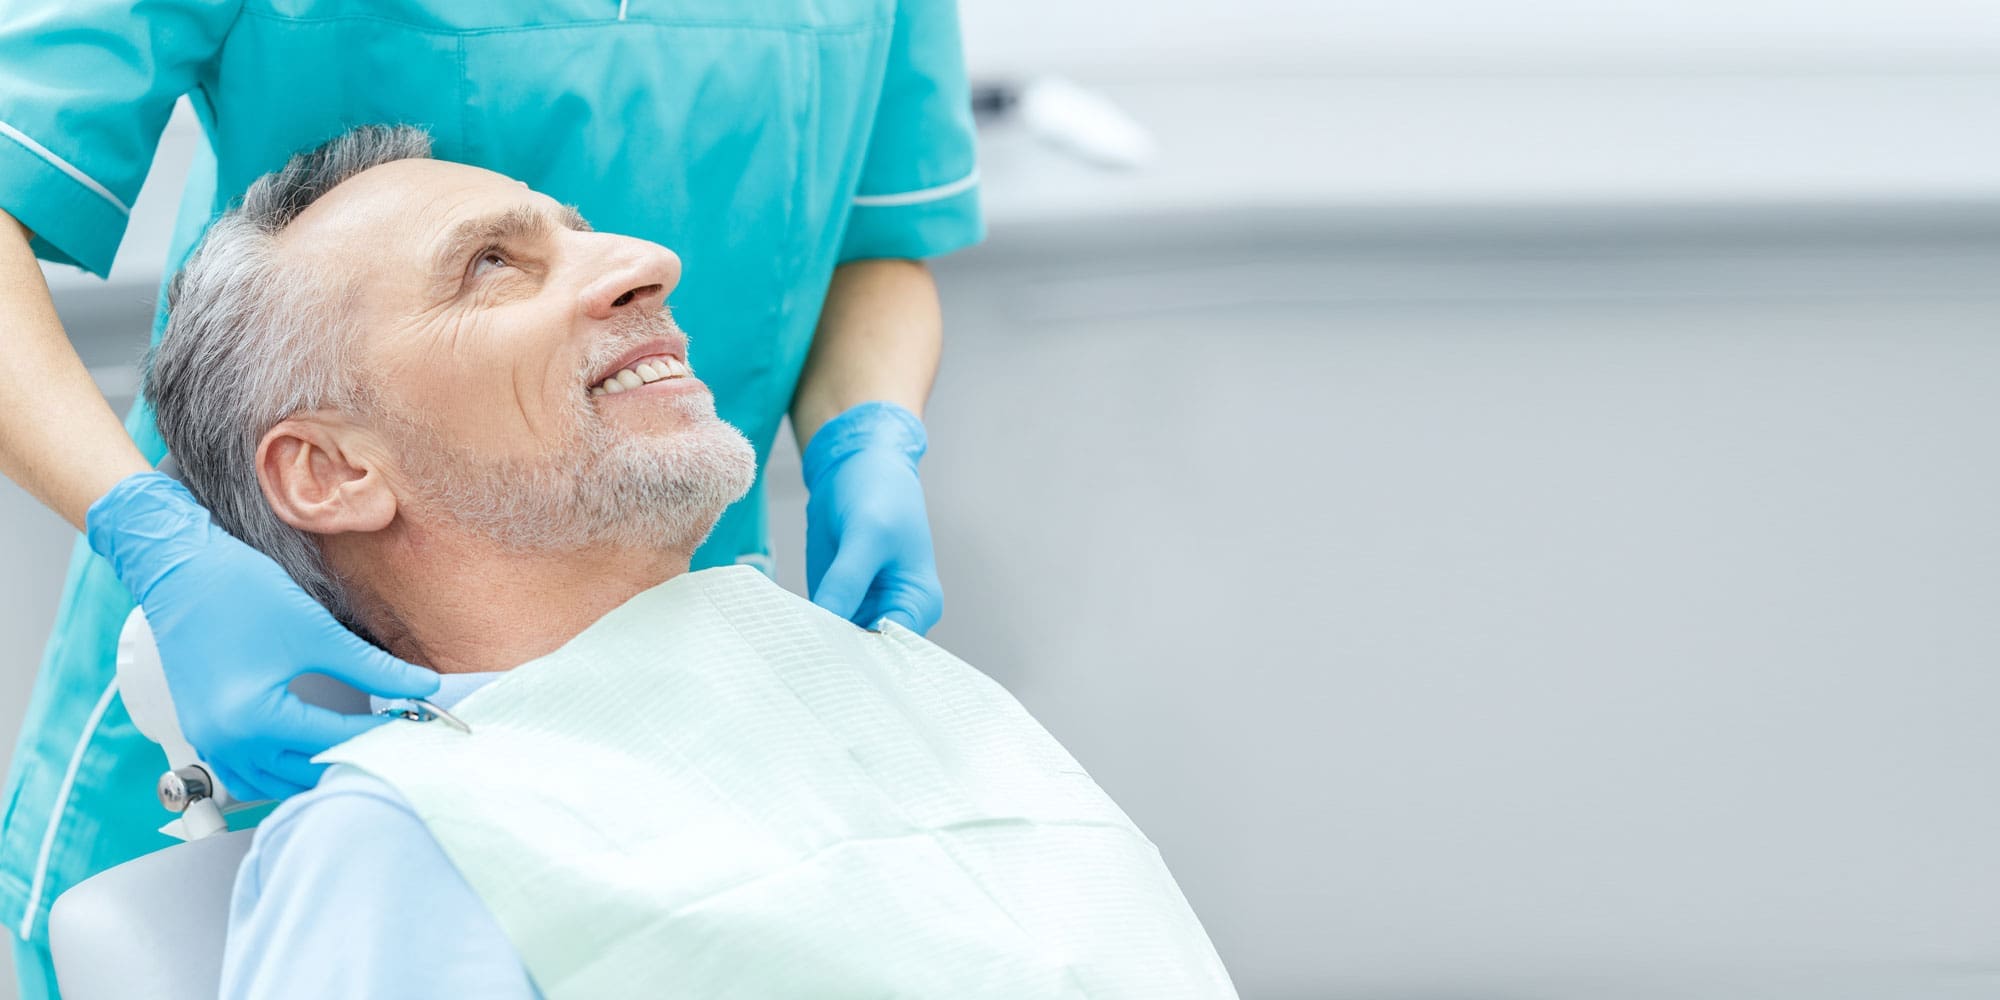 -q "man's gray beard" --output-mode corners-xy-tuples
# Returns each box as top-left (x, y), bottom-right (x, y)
(388, 388), (757, 555)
